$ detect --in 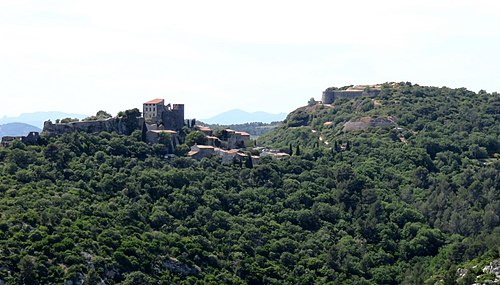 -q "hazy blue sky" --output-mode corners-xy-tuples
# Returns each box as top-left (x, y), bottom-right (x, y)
(1, 0), (499, 119)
